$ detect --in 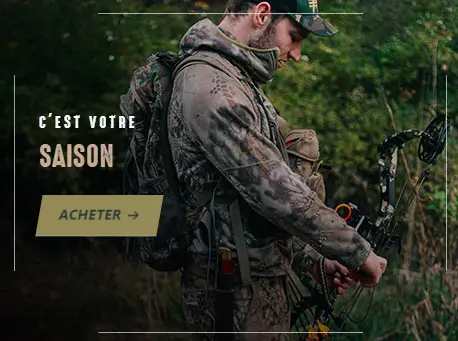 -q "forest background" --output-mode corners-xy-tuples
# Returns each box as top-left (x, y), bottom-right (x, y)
(1, 0), (458, 340)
